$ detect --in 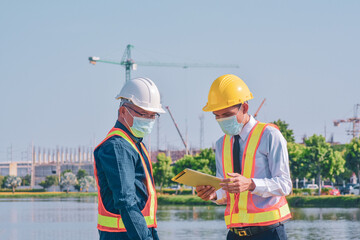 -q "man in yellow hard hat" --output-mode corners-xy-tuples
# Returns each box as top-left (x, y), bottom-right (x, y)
(196, 74), (292, 240)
